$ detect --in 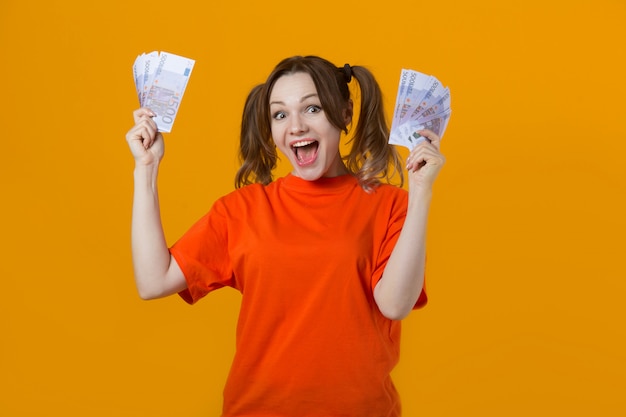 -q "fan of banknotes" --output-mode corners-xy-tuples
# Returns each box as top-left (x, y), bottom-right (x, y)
(389, 69), (451, 150)
(132, 51), (195, 133)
